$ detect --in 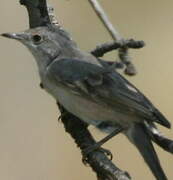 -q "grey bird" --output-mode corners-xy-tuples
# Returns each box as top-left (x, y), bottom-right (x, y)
(1, 25), (171, 180)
